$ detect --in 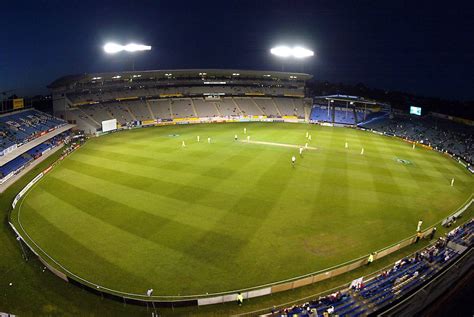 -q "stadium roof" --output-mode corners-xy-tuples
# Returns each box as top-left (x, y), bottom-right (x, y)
(314, 94), (385, 105)
(49, 69), (313, 89)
